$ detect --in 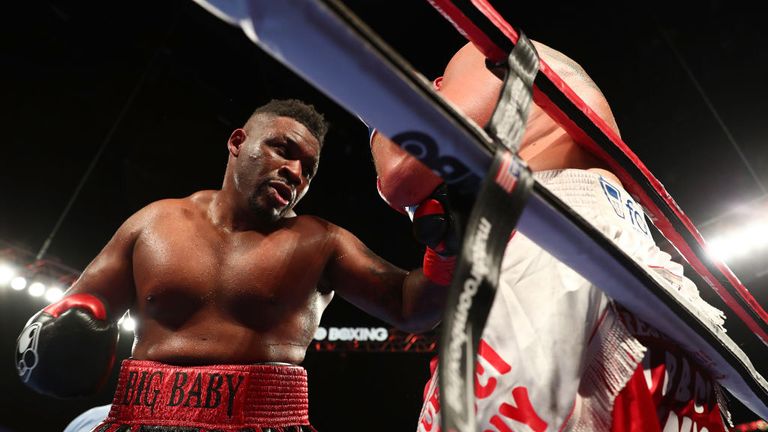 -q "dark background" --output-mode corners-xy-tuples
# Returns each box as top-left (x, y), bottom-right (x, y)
(2, 0), (767, 430)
